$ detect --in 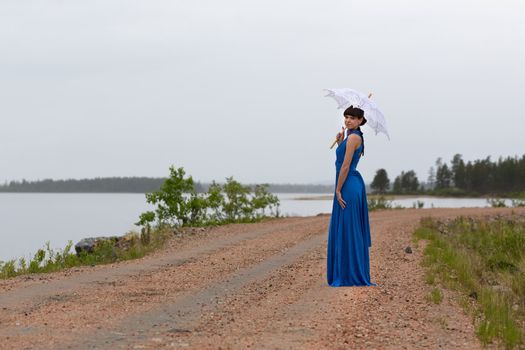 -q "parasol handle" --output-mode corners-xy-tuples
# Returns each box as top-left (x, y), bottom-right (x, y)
(330, 127), (347, 149)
